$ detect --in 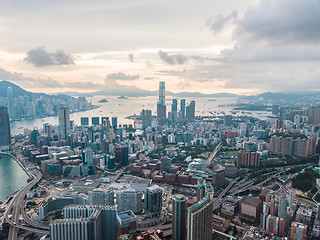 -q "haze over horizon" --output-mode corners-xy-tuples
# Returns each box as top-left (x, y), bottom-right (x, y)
(0, 0), (319, 95)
